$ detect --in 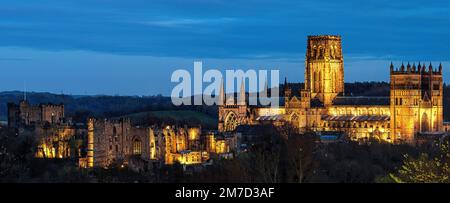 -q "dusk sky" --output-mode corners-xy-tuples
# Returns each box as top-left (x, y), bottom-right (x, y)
(1, 0), (450, 96)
